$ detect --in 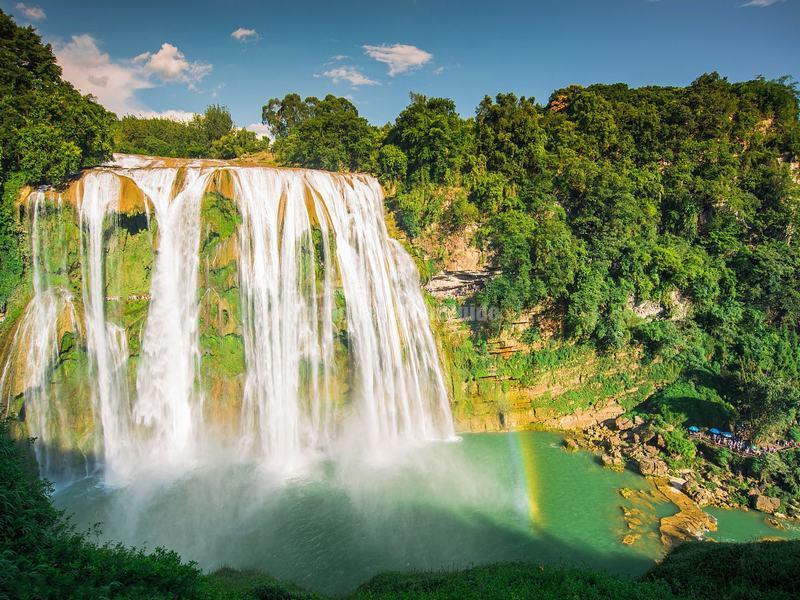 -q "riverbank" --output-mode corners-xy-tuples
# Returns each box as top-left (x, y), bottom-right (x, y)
(573, 416), (799, 518)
